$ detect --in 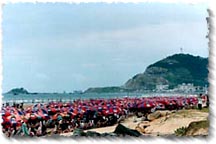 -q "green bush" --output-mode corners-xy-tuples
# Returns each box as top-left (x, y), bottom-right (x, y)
(174, 126), (187, 136)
